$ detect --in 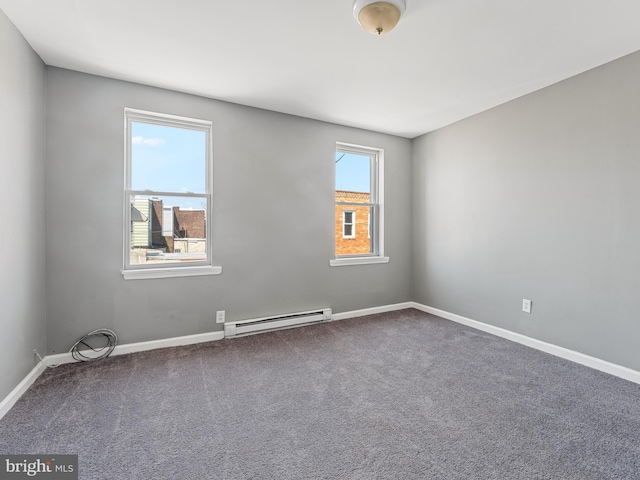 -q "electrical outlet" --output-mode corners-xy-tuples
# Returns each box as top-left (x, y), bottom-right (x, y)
(522, 299), (532, 314)
(216, 310), (226, 324)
